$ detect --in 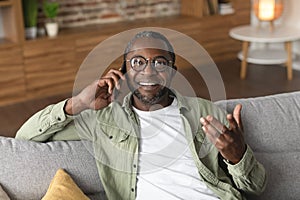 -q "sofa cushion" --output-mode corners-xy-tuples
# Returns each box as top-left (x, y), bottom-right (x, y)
(0, 136), (103, 200)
